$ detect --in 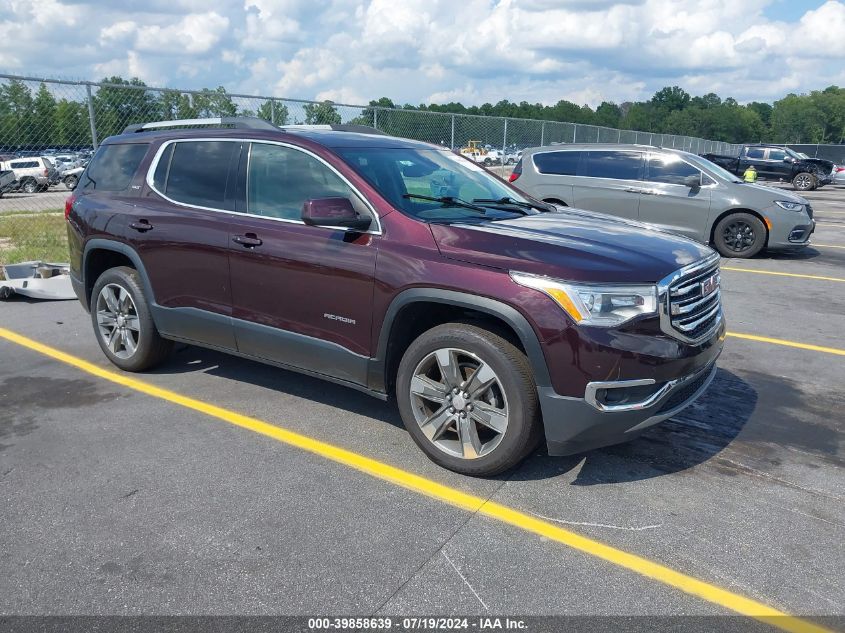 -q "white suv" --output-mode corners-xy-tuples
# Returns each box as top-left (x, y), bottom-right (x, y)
(0, 156), (57, 193)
